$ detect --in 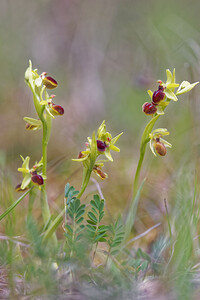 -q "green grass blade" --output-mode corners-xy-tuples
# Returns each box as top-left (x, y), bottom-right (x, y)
(0, 188), (33, 221)
(124, 179), (145, 240)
